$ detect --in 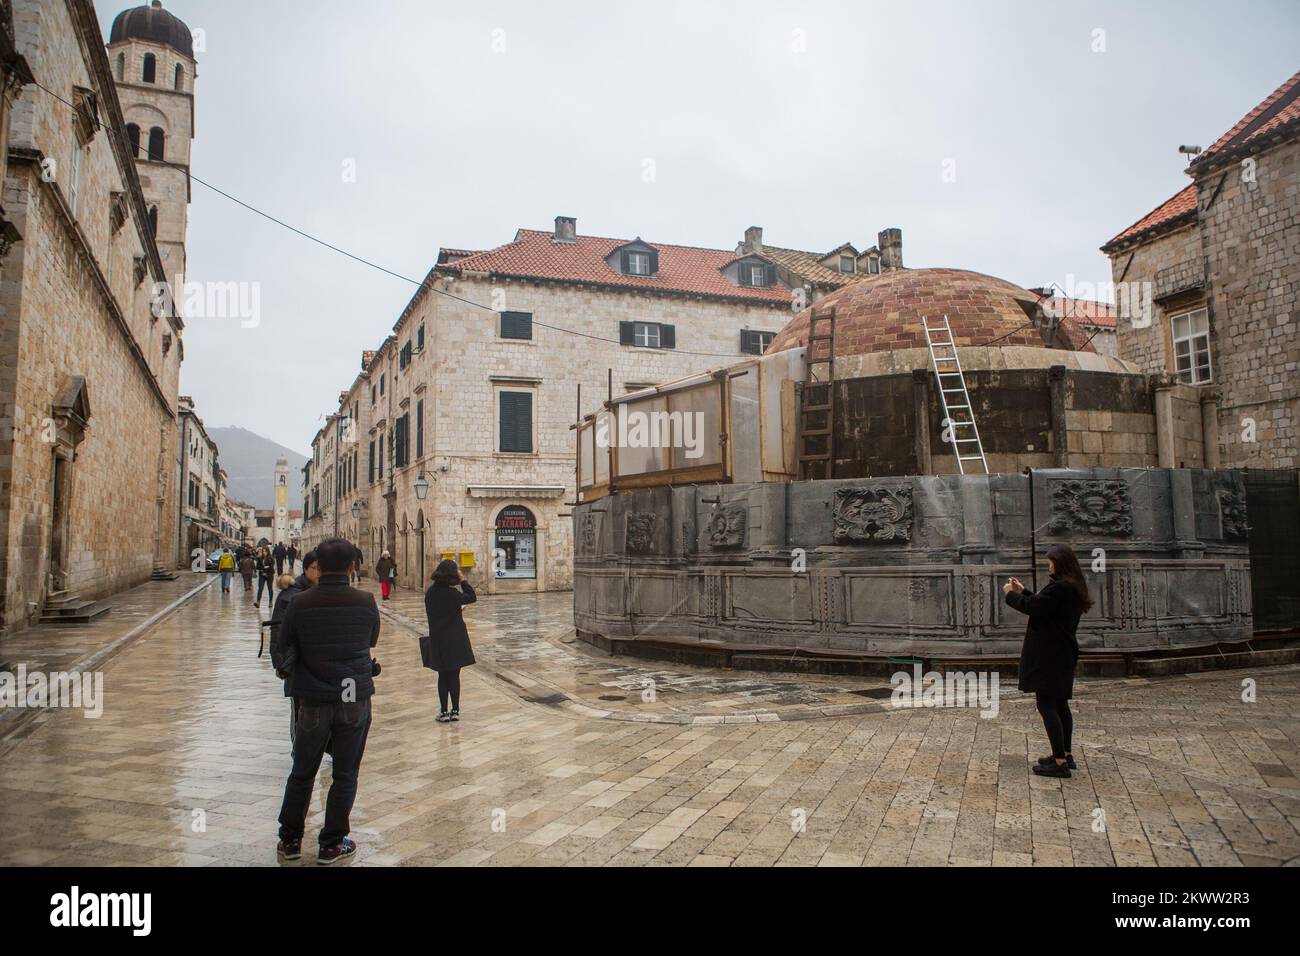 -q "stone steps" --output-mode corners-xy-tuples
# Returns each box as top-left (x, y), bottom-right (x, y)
(40, 593), (112, 625)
